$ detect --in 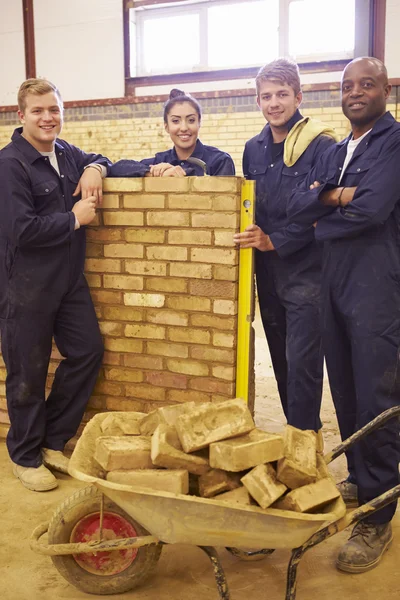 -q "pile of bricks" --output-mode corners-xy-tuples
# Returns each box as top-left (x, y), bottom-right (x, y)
(93, 399), (340, 514)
